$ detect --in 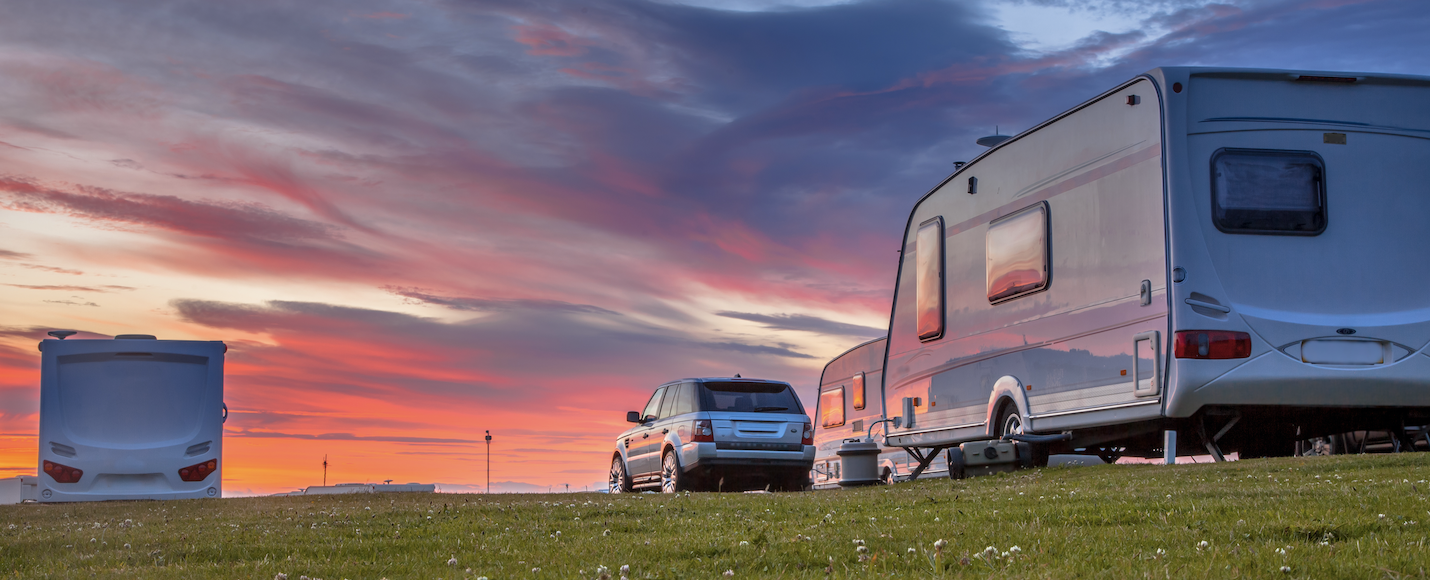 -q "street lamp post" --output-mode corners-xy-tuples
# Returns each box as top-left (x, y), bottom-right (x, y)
(485, 430), (492, 494)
